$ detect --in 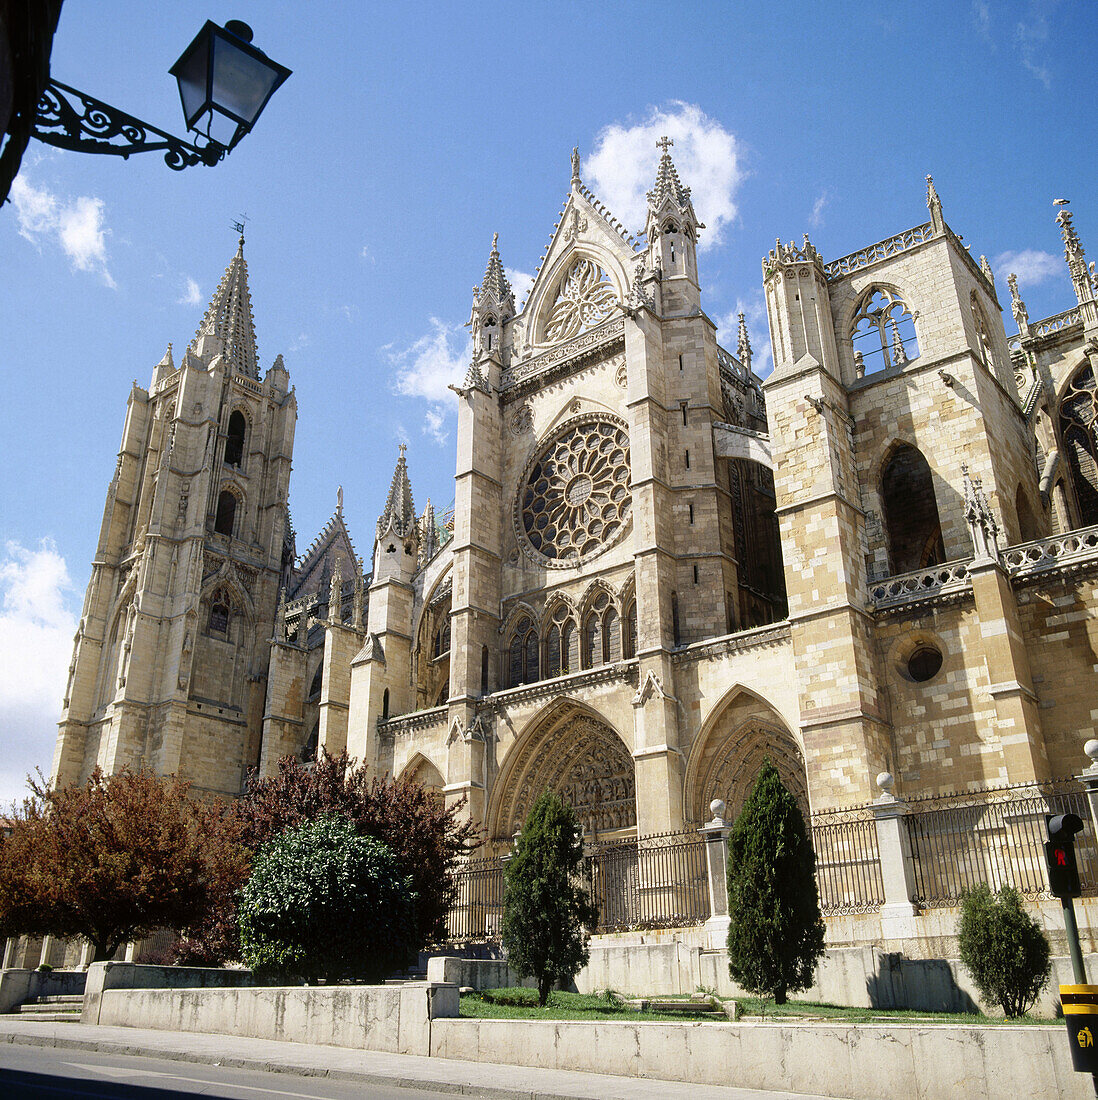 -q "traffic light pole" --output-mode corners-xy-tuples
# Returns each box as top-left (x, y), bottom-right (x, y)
(1064, 896), (1088, 984)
